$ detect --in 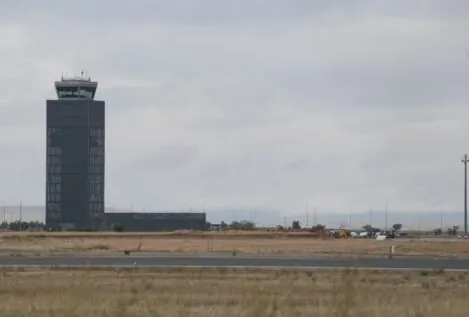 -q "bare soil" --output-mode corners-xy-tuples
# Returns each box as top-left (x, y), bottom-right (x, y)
(0, 231), (467, 258)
